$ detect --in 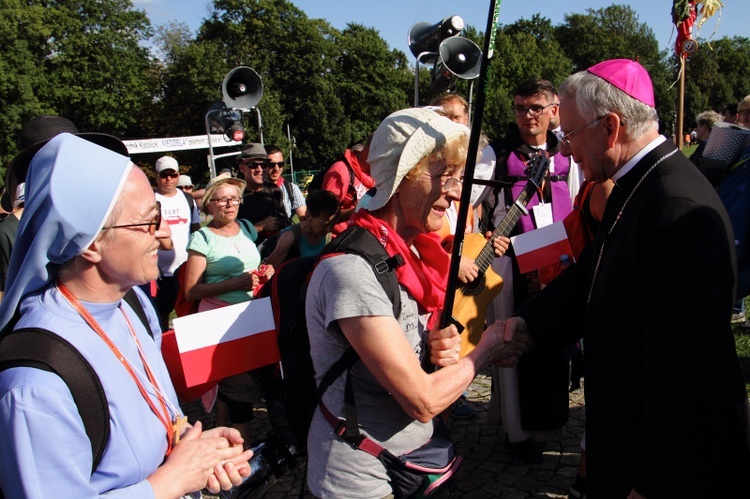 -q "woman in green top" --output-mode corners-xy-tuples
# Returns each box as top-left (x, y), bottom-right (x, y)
(185, 173), (273, 307)
(184, 172), (274, 444)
